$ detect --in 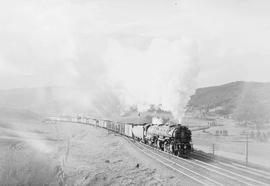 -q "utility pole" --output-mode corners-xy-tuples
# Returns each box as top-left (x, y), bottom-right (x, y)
(245, 133), (249, 166)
